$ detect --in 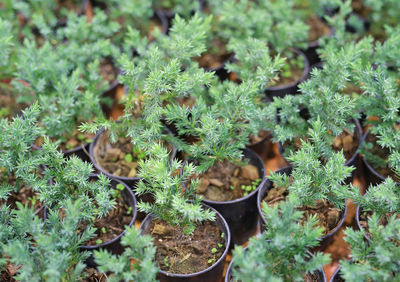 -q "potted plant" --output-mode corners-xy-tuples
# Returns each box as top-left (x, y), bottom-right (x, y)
(1, 199), (95, 281)
(226, 199), (330, 281)
(268, 47), (363, 171)
(165, 86), (266, 244)
(0, 103), (45, 216)
(258, 122), (352, 250)
(209, 0), (310, 94)
(27, 136), (137, 267)
(137, 144), (230, 281)
(83, 14), (213, 187)
(94, 226), (158, 282)
(331, 213), (400, 281)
